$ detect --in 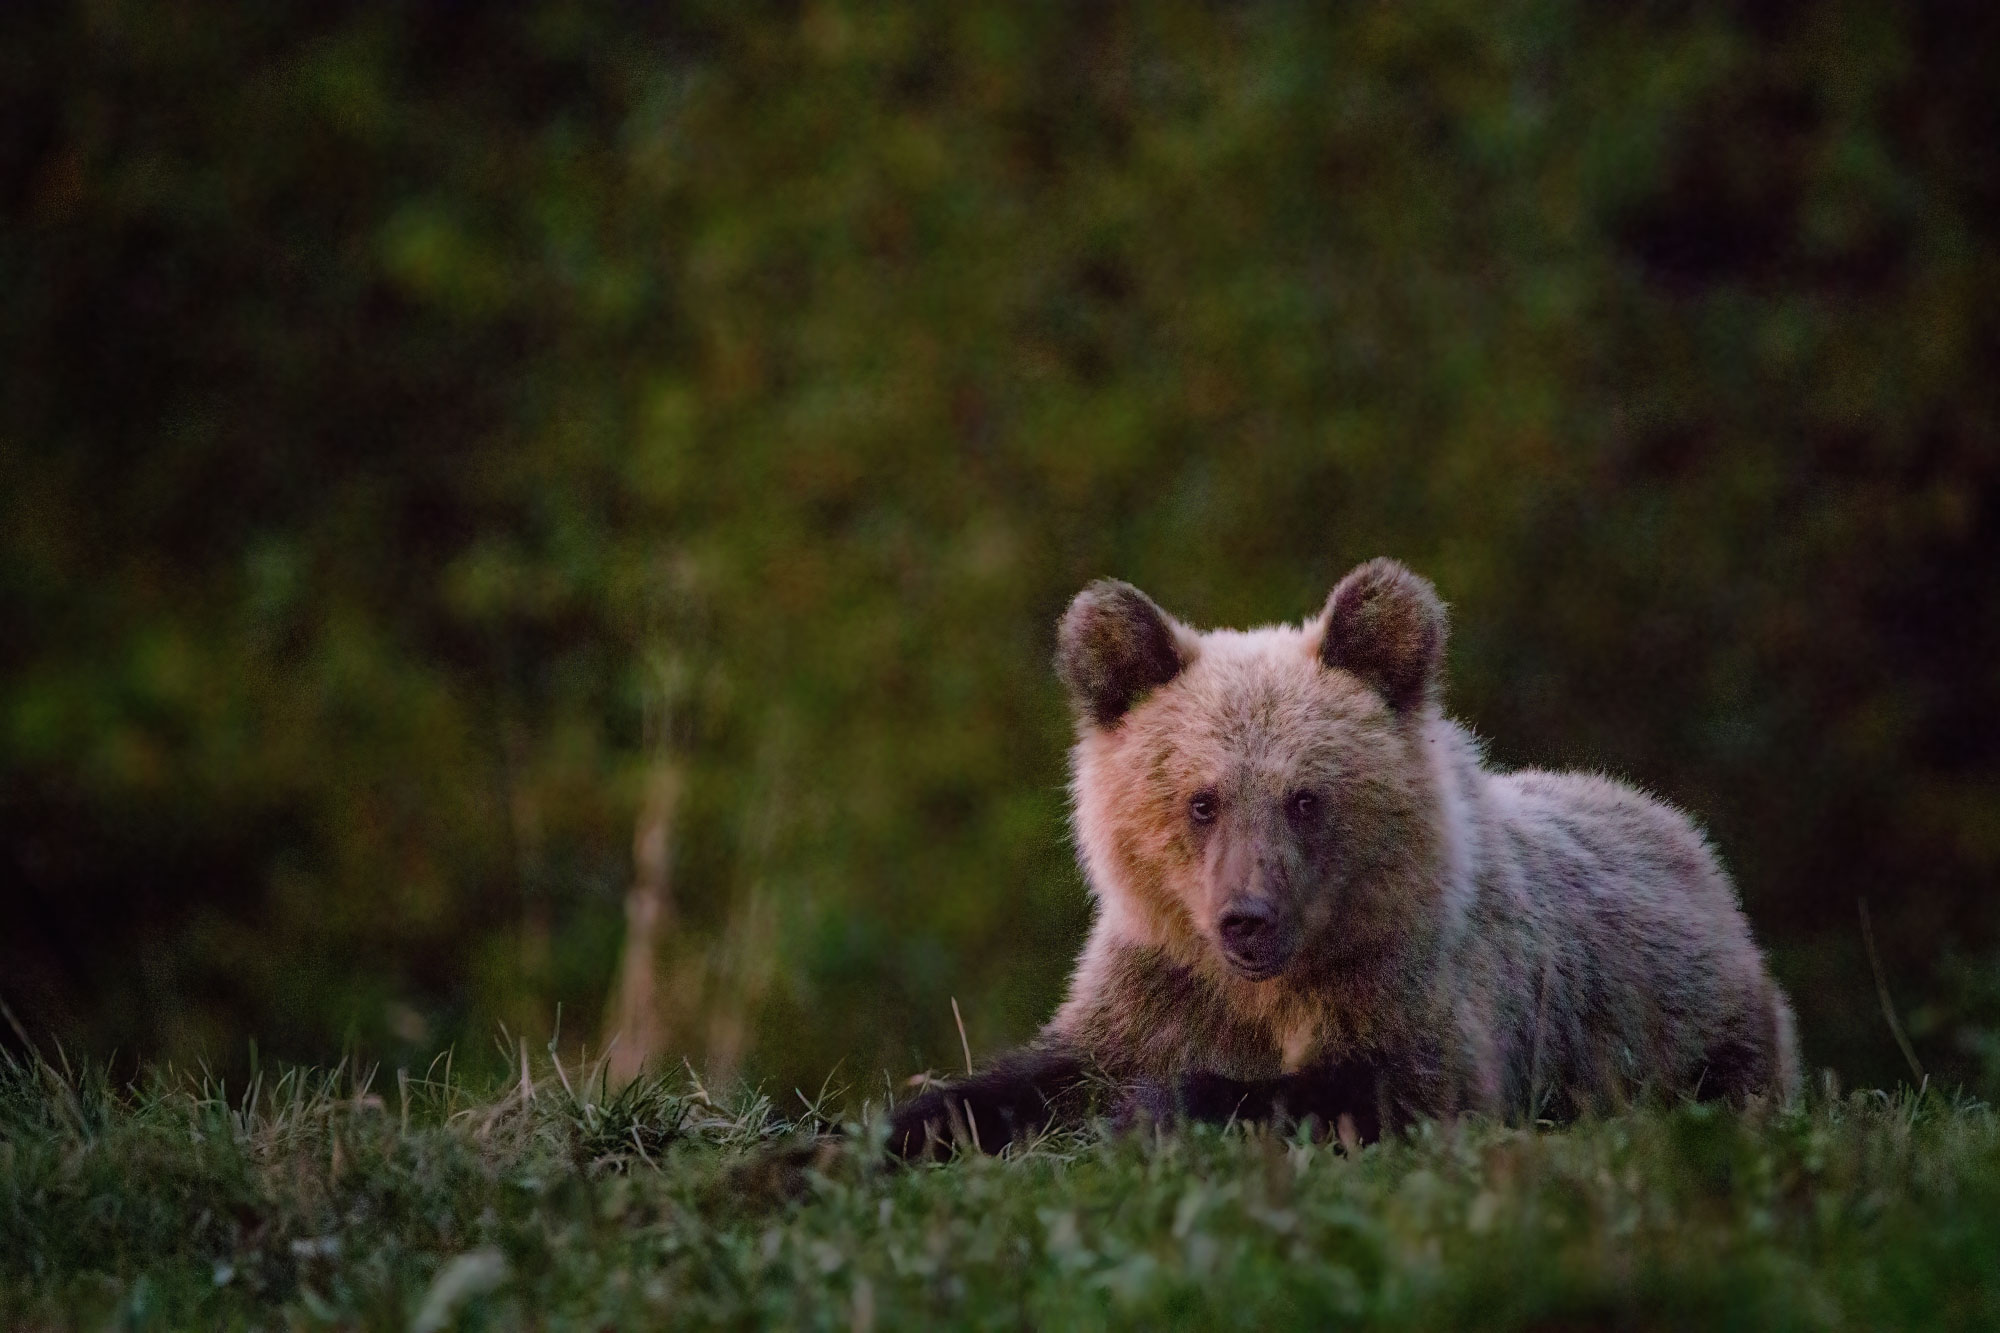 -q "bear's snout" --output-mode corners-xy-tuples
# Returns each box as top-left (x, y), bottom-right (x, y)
(1216, 897), (1297, 980)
